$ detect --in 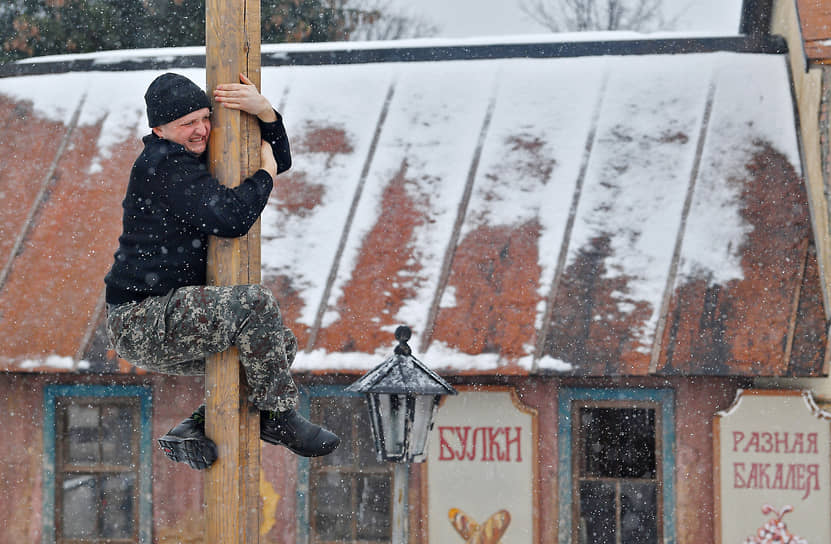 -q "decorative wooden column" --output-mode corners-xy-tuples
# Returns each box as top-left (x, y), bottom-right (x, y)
(205, 0), (262, 542)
